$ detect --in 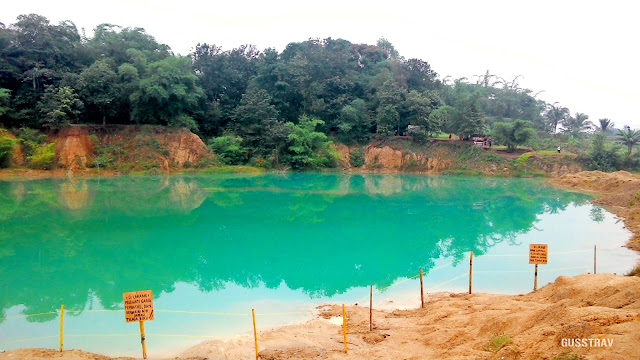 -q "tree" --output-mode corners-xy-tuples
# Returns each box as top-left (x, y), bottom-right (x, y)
(617, 128), (640, 156)
(78, 60), (118, 125)
(598, 118), (614, 134)
(130, 56), (203, 130)
(283, 115), (338, 169)
(375, 79), (403, 135)
(562, 112), (593, 137)
(544, 102), (569, 135)
(38, 86), (84, 128)
(492, 120), (536, 152)
(0, 88), (10, 117)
